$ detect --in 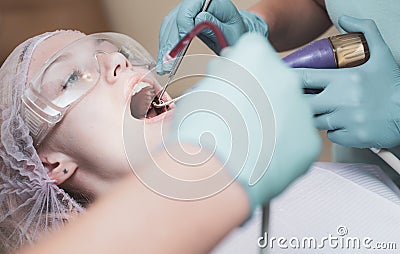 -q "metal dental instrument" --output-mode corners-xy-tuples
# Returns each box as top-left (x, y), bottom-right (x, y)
(153, 0), (213, 108)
